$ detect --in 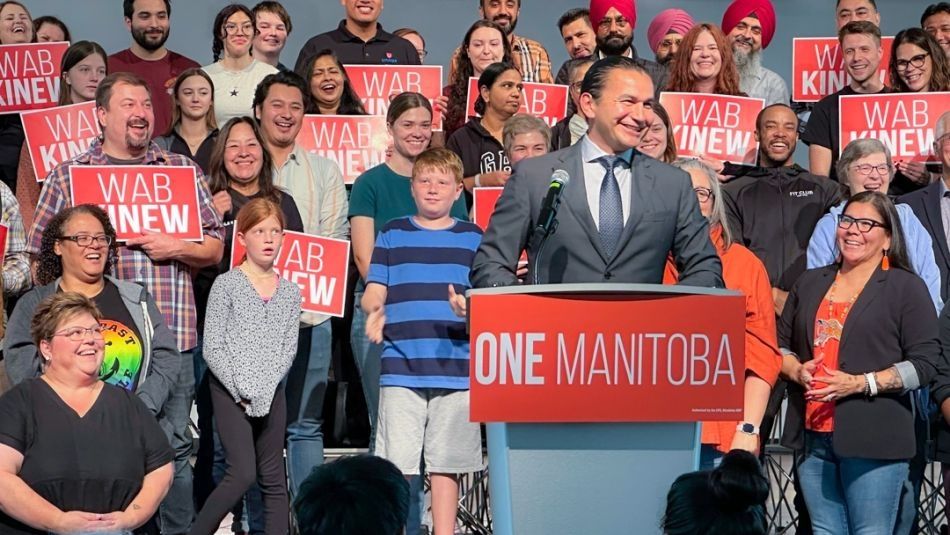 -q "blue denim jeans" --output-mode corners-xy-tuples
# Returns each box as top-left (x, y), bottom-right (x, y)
(350, 288), (382, 449)
(158, 348), (196, 534)
(798, 431), (908, 535)
(285, 321), (333, 495)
